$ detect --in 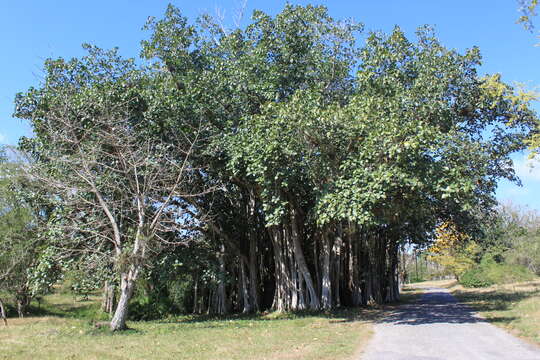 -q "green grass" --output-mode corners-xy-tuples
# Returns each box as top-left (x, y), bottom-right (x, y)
(0, 292), (380, 360)
(27, 293), (108, 320)
(394, 284), (425, 304)
(452, 279), (540, 344)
